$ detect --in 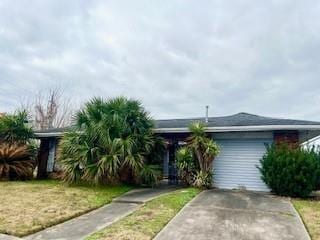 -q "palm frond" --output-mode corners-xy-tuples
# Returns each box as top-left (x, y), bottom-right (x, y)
(59, 97), (164, 185)
(0, 143), (36, 180)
